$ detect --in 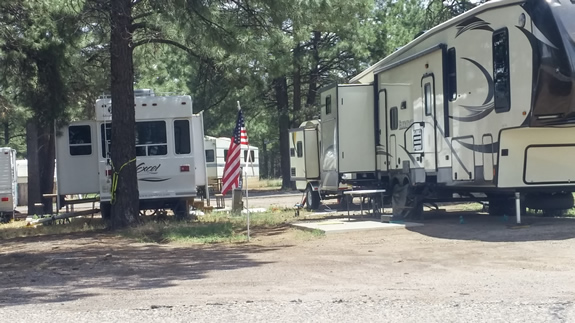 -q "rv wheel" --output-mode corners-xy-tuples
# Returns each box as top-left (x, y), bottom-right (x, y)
(305, 186), (320, 210)
(100, 202), (111, 220)
(391, 180), (423, 220)
(172, 200), (189, 220)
